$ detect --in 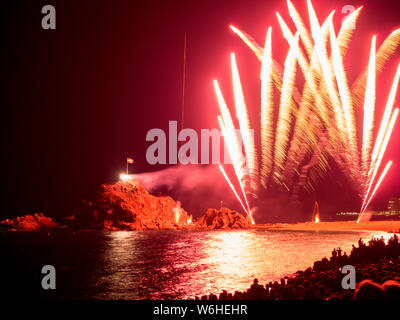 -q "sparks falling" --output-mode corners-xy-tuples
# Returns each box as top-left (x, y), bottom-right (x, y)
(214, 0), (400, 223)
